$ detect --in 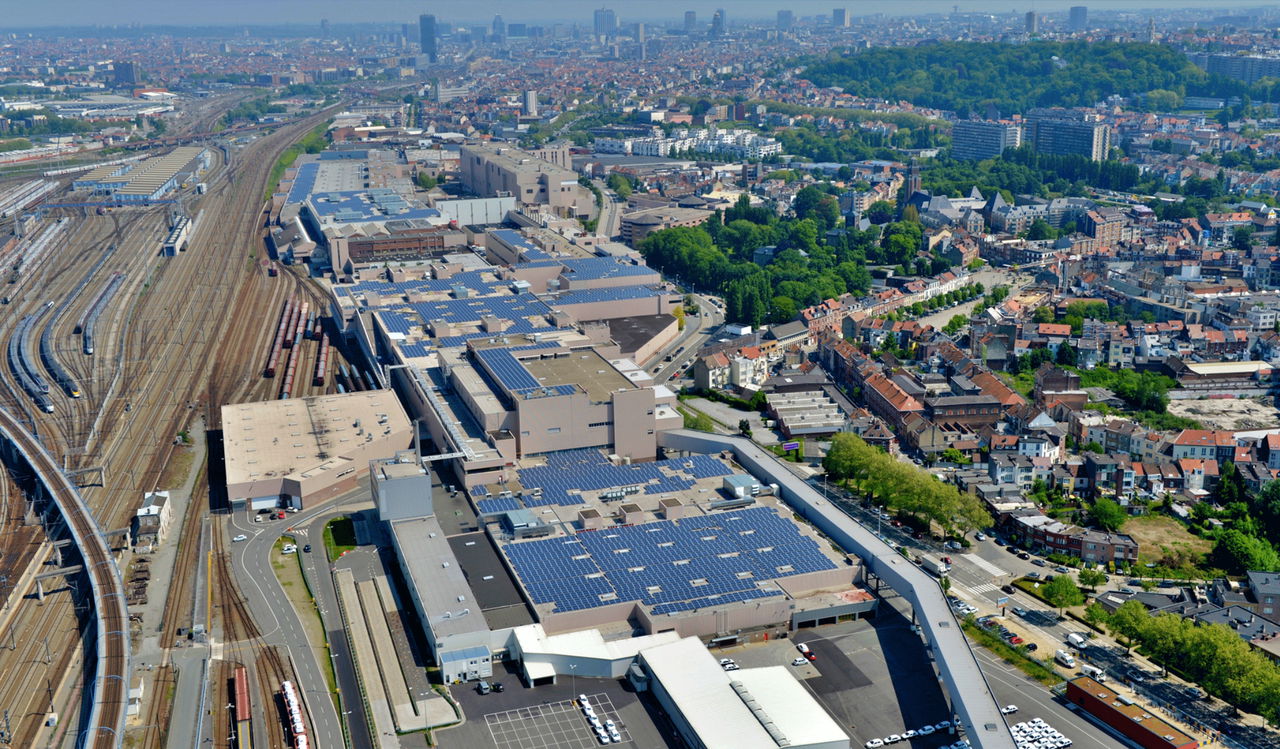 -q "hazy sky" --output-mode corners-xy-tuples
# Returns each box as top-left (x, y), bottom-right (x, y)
(2, 0), (1276, 28)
